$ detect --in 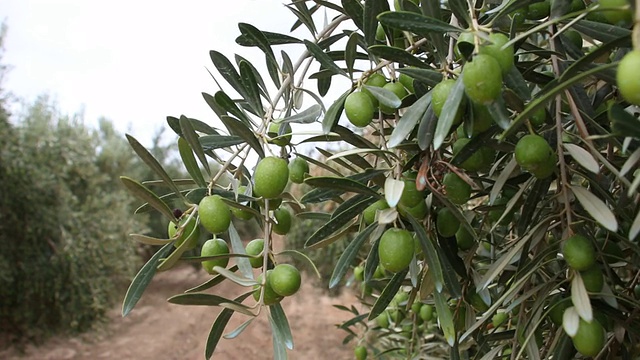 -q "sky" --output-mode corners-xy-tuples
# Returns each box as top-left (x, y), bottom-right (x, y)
(1, 0), (333, 147)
